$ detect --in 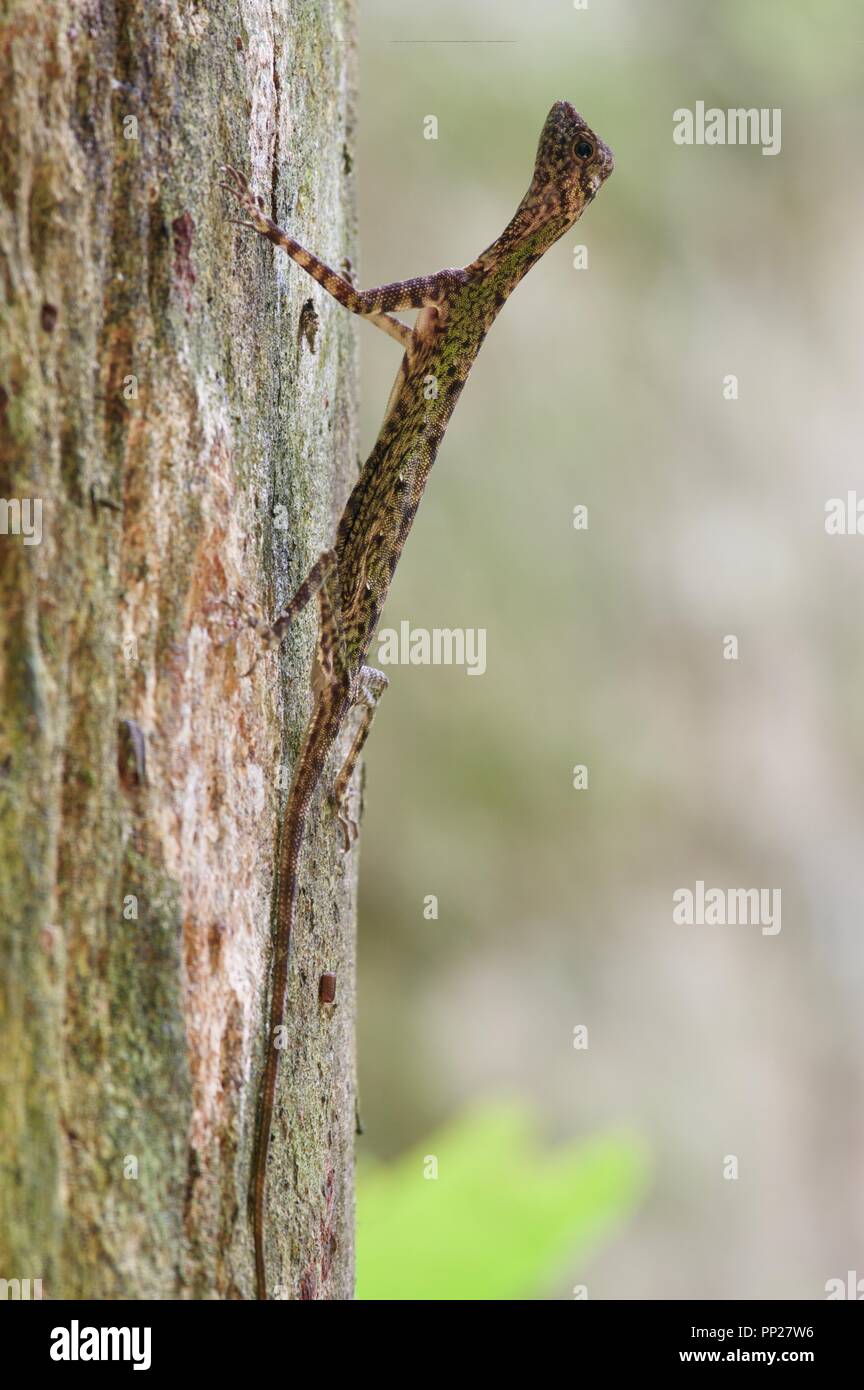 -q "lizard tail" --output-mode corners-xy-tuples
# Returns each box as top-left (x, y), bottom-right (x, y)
(249, 796), (306, 1301)
(248, 690), (347, 1300)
